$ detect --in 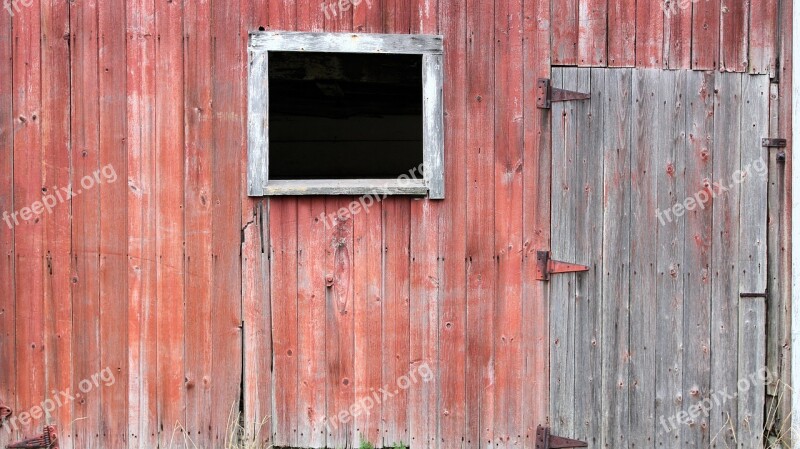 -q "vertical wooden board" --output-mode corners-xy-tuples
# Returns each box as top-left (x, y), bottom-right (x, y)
(719, 0), (749, 72)
(125, 0), (158, 445)
(327, 197), (356, 448)
(413, 0), (437, 35)
(154, 0), (185, 444)
(737, 297), (766, 446)
(635, 0), (664, 67)
(709, 72), (740, 447)
(270, 198), (299, 448)
(296, 0), (324, 32)
(0, 5), (15, 448)
(653, 69), (687, 449)
(627, 68), (658, 449)
(691, 0), (720, 69)
(97, 0), (129, 446)
(353, 0), (382, 32)
(600, 68), (631, 449)
(748, 0), (777, 74)
(577, 0), (607, 66)
(493, 0), (523, 447)
(380, 199), (411, 447)
(607, 0), (636, 67)
(364, 201), (384, 446)
(736, 74), (769, 447)
(409, 199), (439, 449)
(551, 0), (578, 65)
(297, 198), (327, 449)
(680, 70), (714, 448)
(571, 68), (603, 449)
(12, 0), (45, 440)
(664, 0), (692, 68)
(40, 1), (73, 447)
(465, 0), (495, 445)
(438, 0), (467, 445)
(269, 0), (296, 30)
(69, 0), (102, 446)
(548, 67), (577, 440)
(521, 0), (551, 443)
(183, 0), (214, 445)
(211, 0), (245, 444)
(738, 75), (769, 294)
